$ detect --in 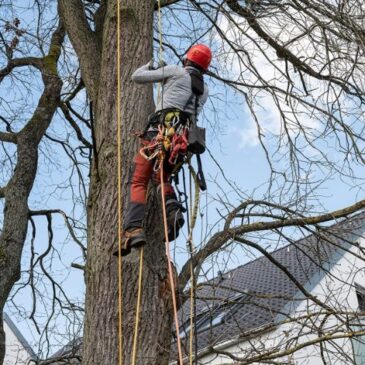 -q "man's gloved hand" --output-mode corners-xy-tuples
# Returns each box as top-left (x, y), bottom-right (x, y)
(157, 59), (167, 69)
(148, 59), (167, 70)
(148, 58), (155, 70)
